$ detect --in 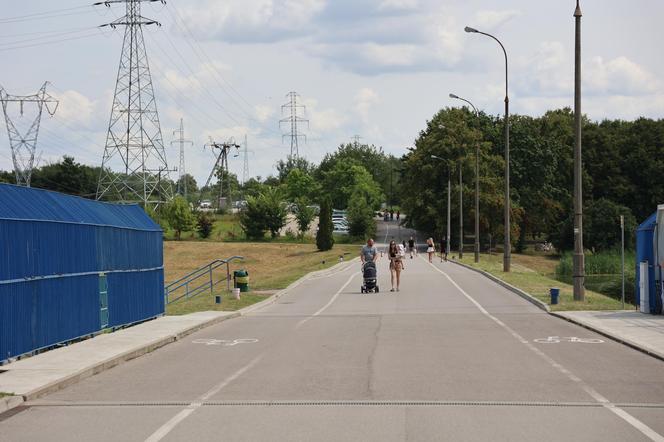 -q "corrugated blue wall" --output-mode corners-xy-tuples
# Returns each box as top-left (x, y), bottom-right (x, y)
(636, 213), (658, 314)
(0, 184), (164, 362)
